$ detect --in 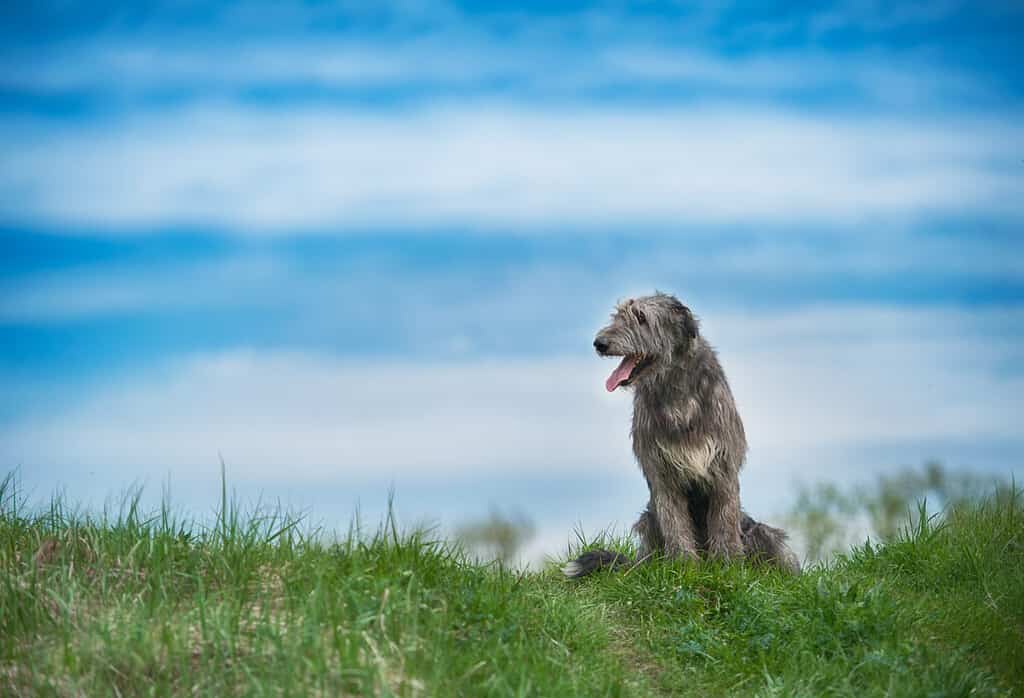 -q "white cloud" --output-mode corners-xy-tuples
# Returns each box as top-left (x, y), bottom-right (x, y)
(1, 103), (1020, 232)
(2, 353), (633, 480)
(5, 304), (1020, 499)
